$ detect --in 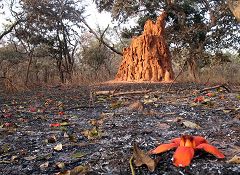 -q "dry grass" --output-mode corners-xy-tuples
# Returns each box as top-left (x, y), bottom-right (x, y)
(1, 60), (239, 94)
(177, 62), (240, 85)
